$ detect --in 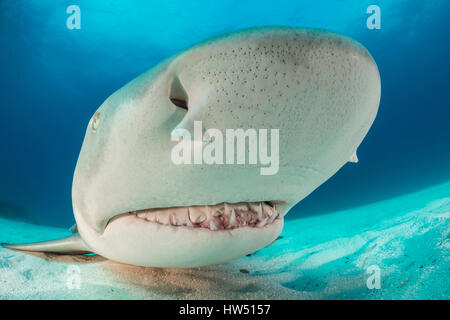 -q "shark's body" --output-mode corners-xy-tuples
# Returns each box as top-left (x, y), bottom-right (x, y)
(3, 27), (380, 267)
